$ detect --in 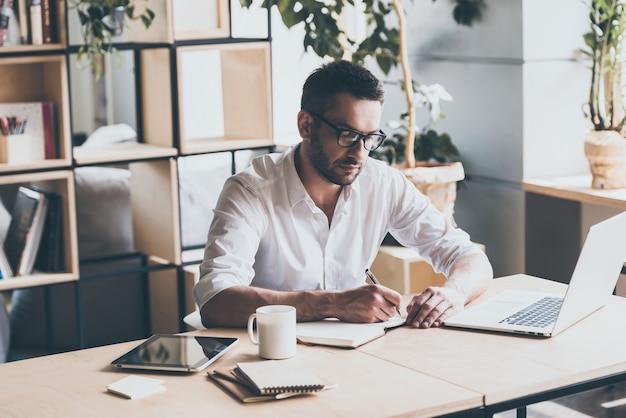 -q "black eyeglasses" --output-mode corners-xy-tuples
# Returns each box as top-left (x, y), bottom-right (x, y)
(306, 110), (386, 151)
